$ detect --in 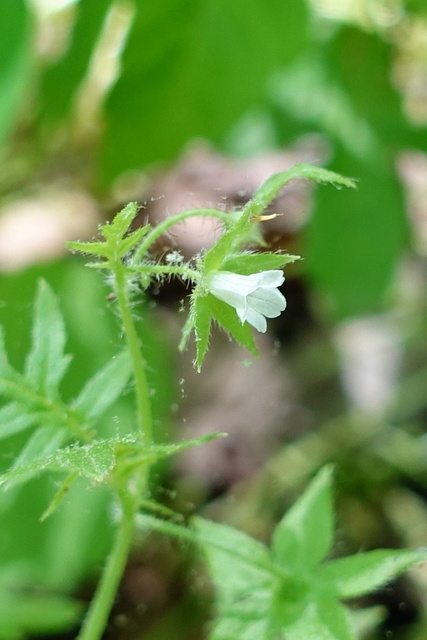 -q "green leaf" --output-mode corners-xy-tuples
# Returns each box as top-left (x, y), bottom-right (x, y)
(273, 592), (354, 640)
(0, 402), (40, 440)
(321, 549), (427, 600)
(71, 350), (132, 422)
(305, 150), (407, 318)
(0, 0), (32, 147)
(194, 517), (274, 594)
(0, 433), (226, 489)
(101, 0), (308, 182)
(39, 0), (113, 123)
(68, 203), (143, 266)
(272, 466), (334, 574)
(194, 517), (275, 638)
(25, 280), (71, 396)
(209, 295), (258, 358)
(0, 567), (83, 638)
(192, 293), (212, 371)
(8, 425), (67, 488)
(222, 252), (299, 275)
